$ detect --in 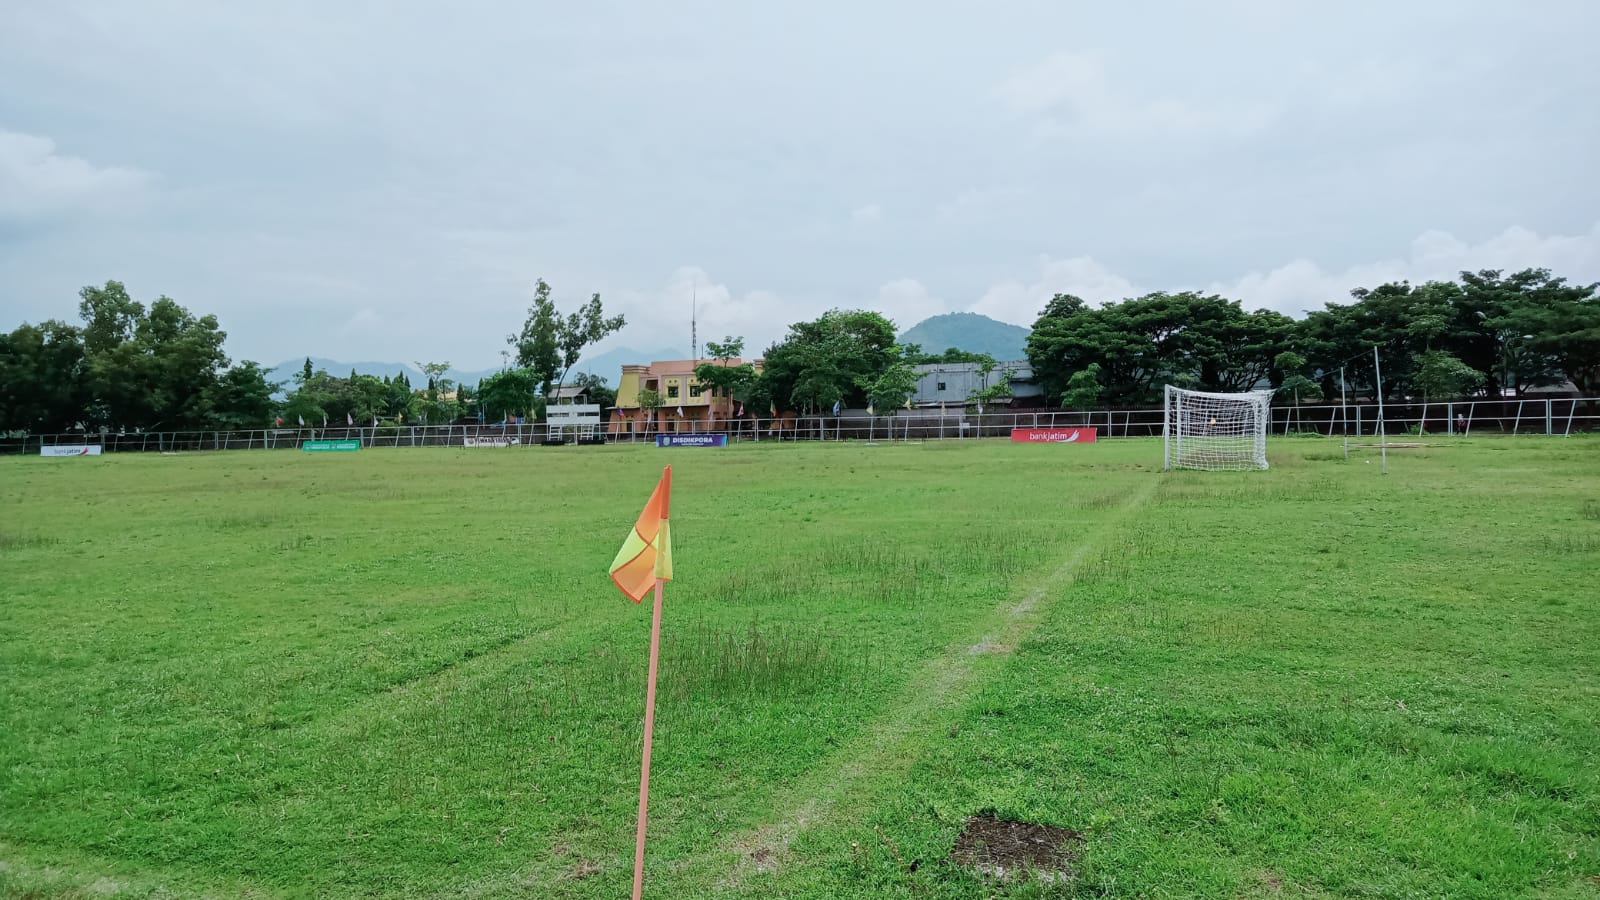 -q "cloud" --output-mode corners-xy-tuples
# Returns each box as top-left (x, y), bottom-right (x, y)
(871, 279), (948, 331)
(1212, 222), (1600, 316)
(0, 129), (152, 224)
(850, 203), (882, 225)
(596, 270), (950, 358)
(934, 187), (1025, 225)
(607, 267), (795, 357)
(971, 255), (1138, 325)
(960, 223), (1600, 327)
(995, 51), (1273, 139)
